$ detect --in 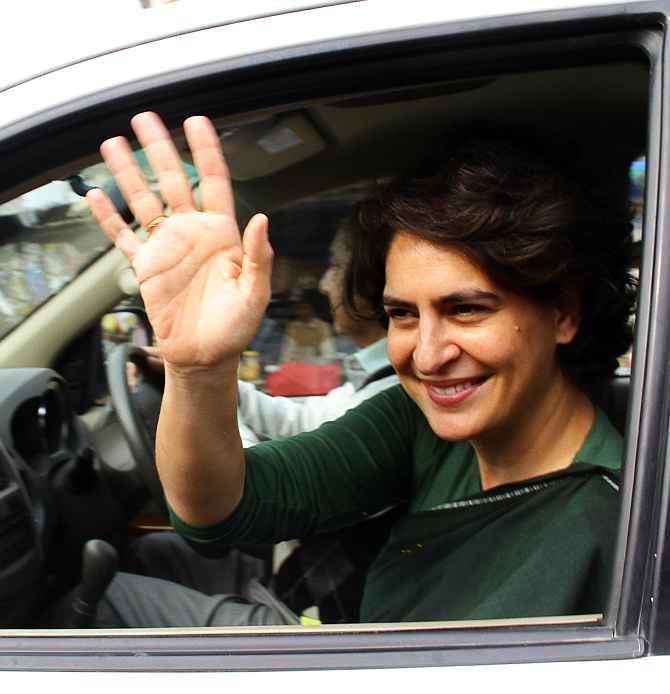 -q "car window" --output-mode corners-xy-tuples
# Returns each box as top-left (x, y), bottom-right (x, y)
(4, 60), (647, 625)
